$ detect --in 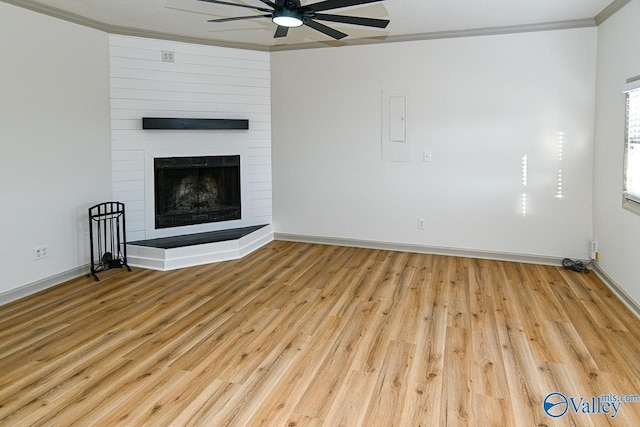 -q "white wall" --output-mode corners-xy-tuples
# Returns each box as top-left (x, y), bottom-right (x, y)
(109, 35), (272, 241)
(272, 28), (597, 260)
(0, 3), (111, 295)
(593, 0), (640, 303)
